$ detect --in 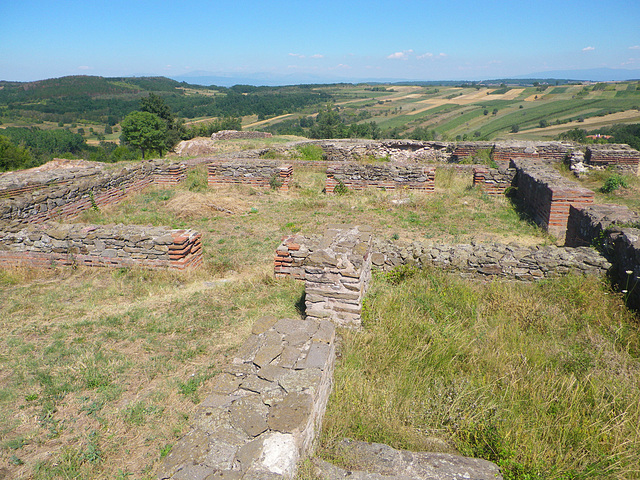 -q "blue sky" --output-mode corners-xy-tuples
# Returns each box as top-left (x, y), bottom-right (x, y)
(1, 0), (639, 83)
